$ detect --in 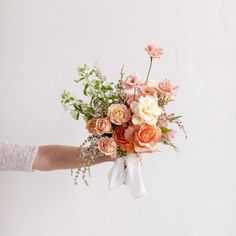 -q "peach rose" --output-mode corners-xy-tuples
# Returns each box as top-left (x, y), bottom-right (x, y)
(94, 117), (112, 135)
(86, 118), (97, 135)
(125, 73), (142, 90)
(133, 123), (162, 153)
(97, 137), (117, 157)
(107, 104), (131, 125)
(113, 126), (134, 153)
(145, 44), (163, 59)
(86, 117), (112, 135)
(124, 124), (162, 153)
(156, 79), (179, 100)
